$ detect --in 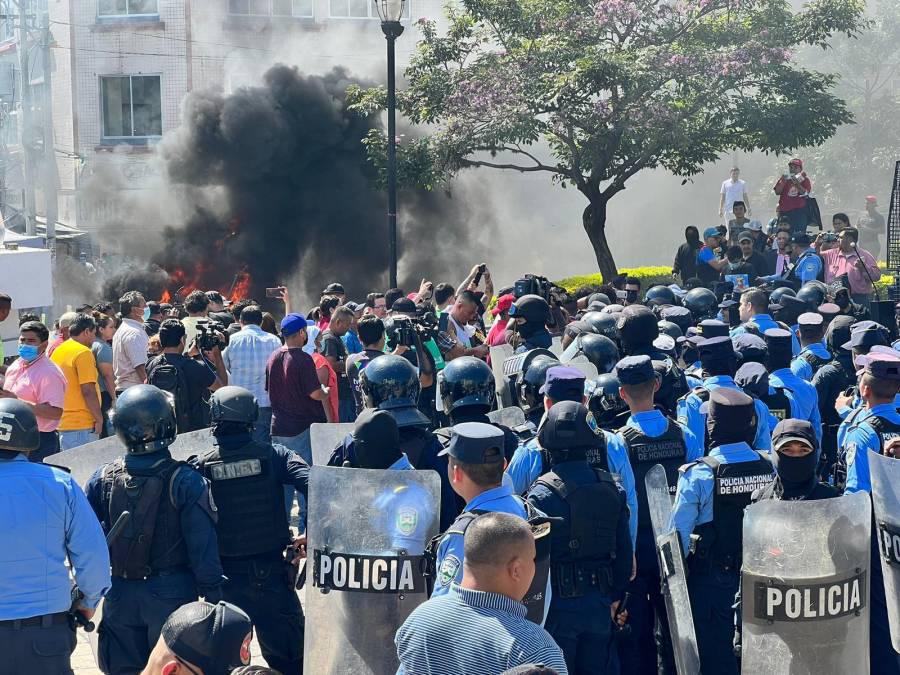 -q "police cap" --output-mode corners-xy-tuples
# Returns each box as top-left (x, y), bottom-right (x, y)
(779, 295), (811, 316)
(854, 349), (900, 379)
(162, 601), (252, 675)
(438, 422), (505, 464)
(797, 312), (824, 329)
(540, 365), (586, 402)
(842, 321), (890, 351)
(616, 305), (659, 345)
(538, 401), (600, 451)
(734, 361), (769, 399)
(732, 333), (767, 364)
(614, 355), (657, 386)
(764, 328), (793, 352)
(791, 233), (811, 246)
(698, 319), (729, 339)
(653, 334), (676, 356)
(818, 303), (840, 321)
(660, 306), (693, 334)
(772, 419), (817, 453)
(353, 408), (400, 452)
(698, 335), (736, 360)
(702, 387), (754, 420)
